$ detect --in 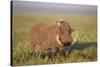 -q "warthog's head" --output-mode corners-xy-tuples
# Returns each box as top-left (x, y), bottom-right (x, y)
(56, 19), (74, 47)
